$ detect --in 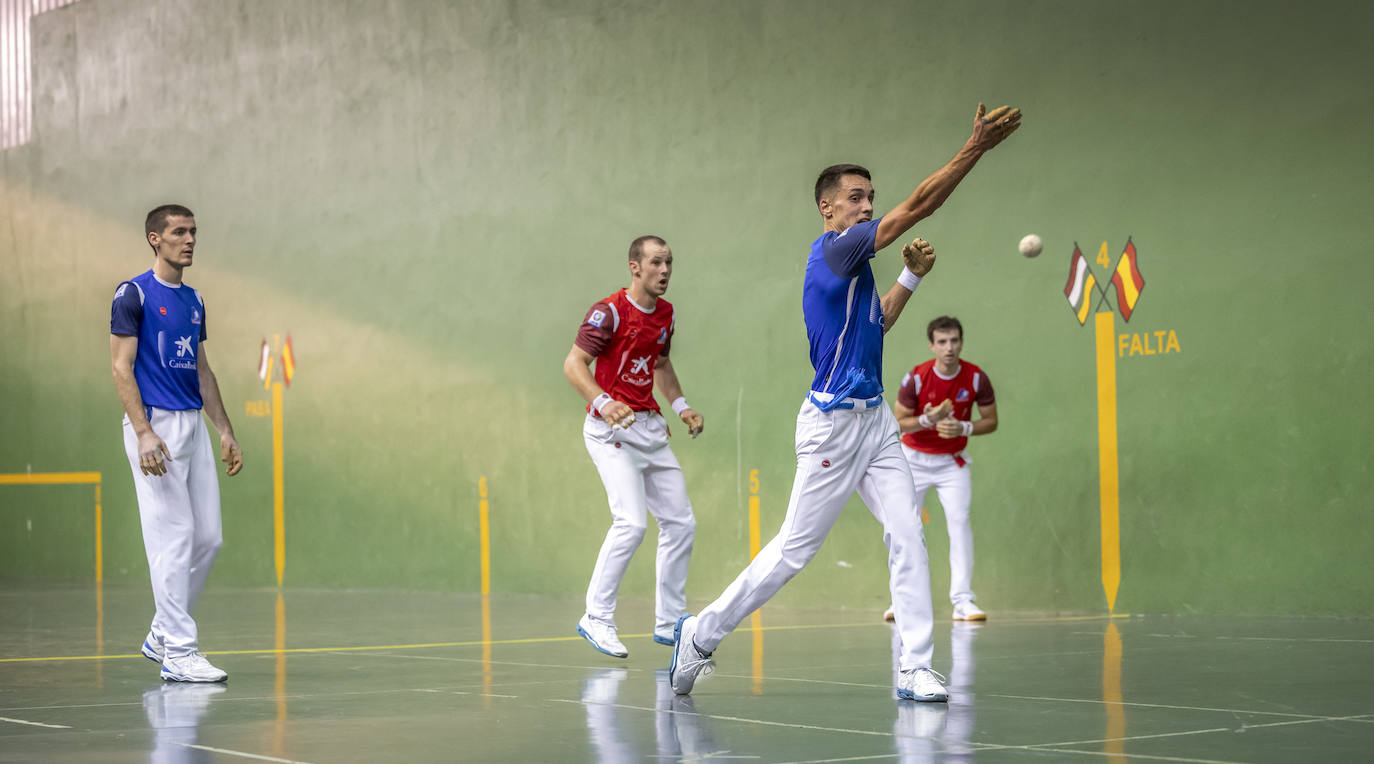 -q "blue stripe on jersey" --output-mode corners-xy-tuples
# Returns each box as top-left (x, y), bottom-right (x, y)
(804, 218), (886, 409)
(110, 270), (207, 411)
